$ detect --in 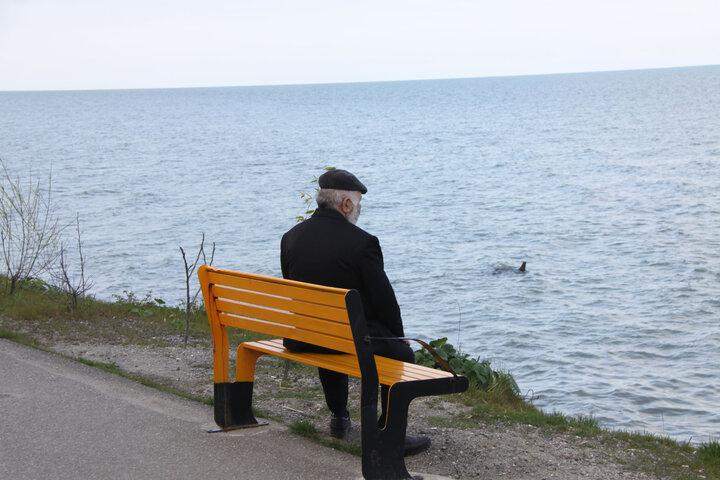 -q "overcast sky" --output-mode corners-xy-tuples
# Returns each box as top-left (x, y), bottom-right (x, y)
(1, 0), (719, 91)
